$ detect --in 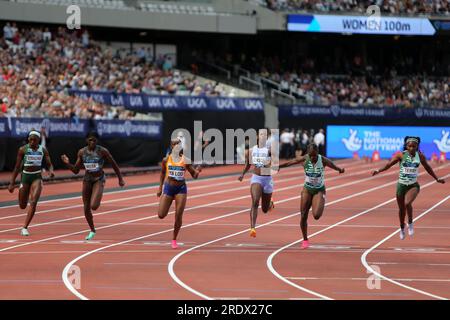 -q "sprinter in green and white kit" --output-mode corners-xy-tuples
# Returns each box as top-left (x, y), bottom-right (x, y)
(8, 130), (55, 236)
(279, 144), (345, 249)
(373, 136), (445, 240)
